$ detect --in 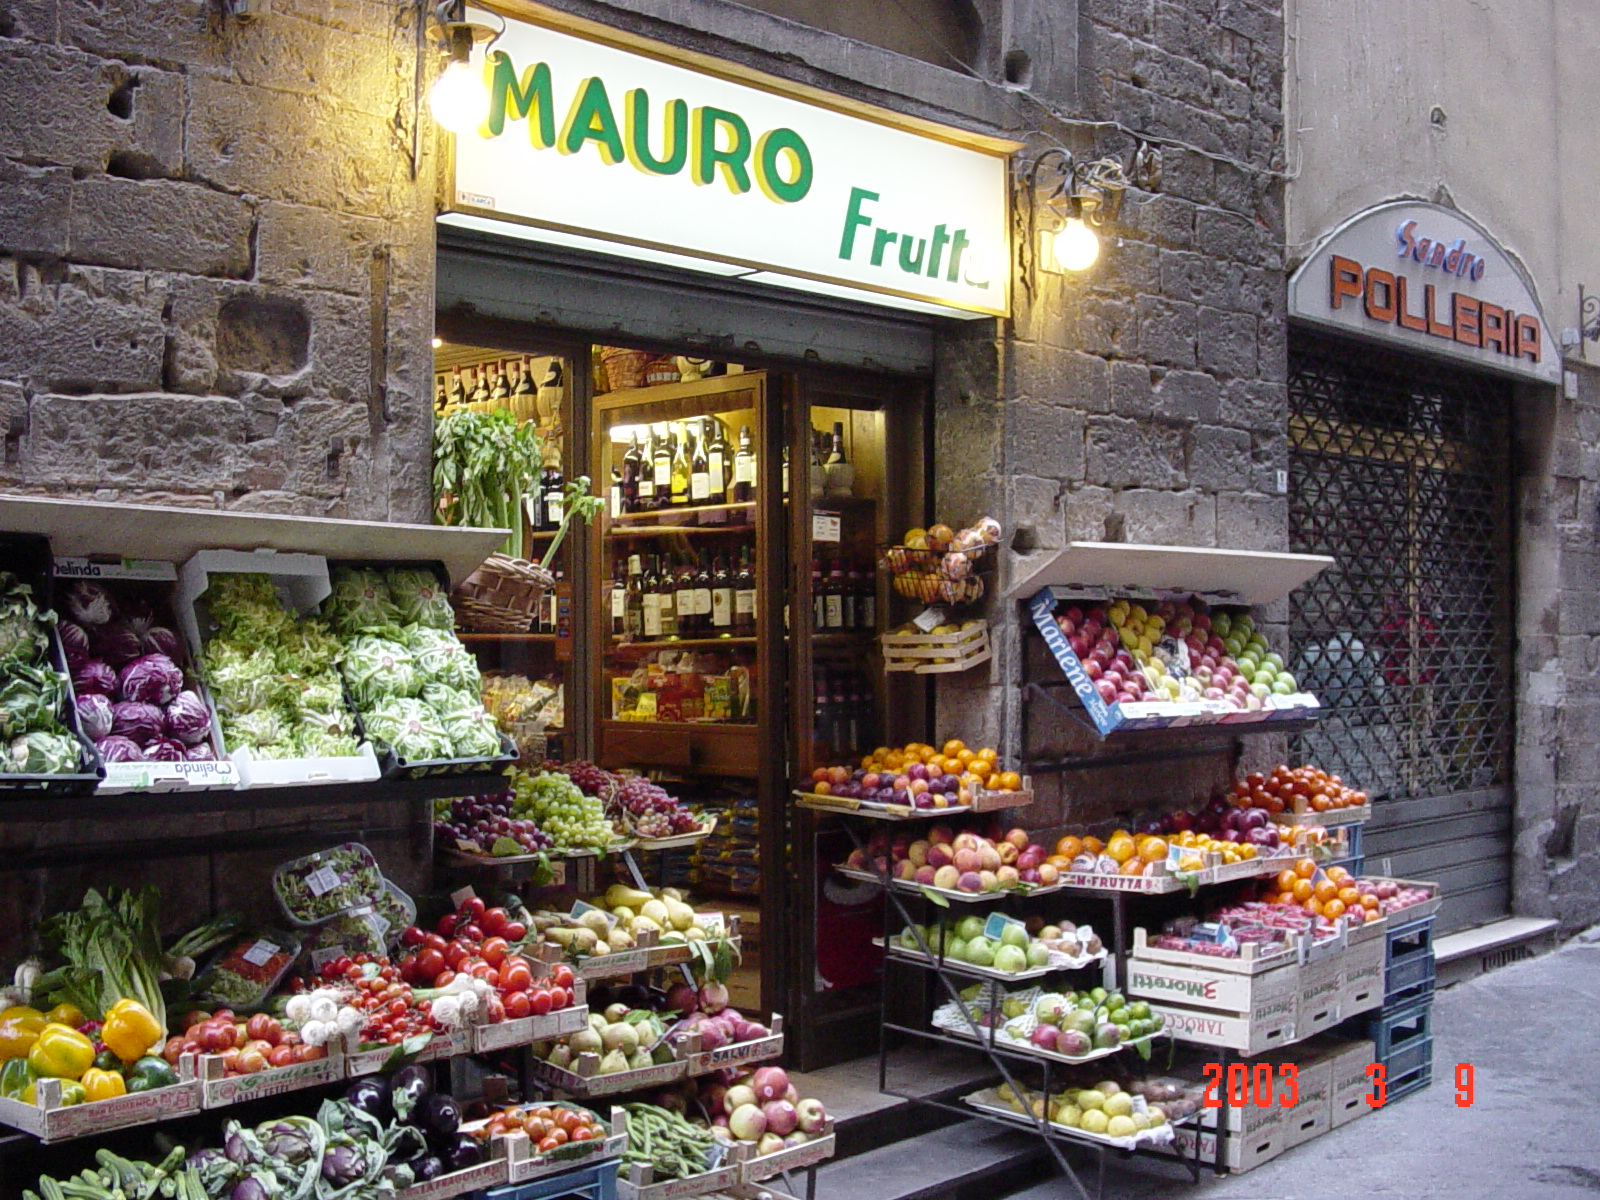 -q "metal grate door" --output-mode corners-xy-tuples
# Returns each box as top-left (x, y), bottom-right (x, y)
(1287, 330), (1515, 935)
